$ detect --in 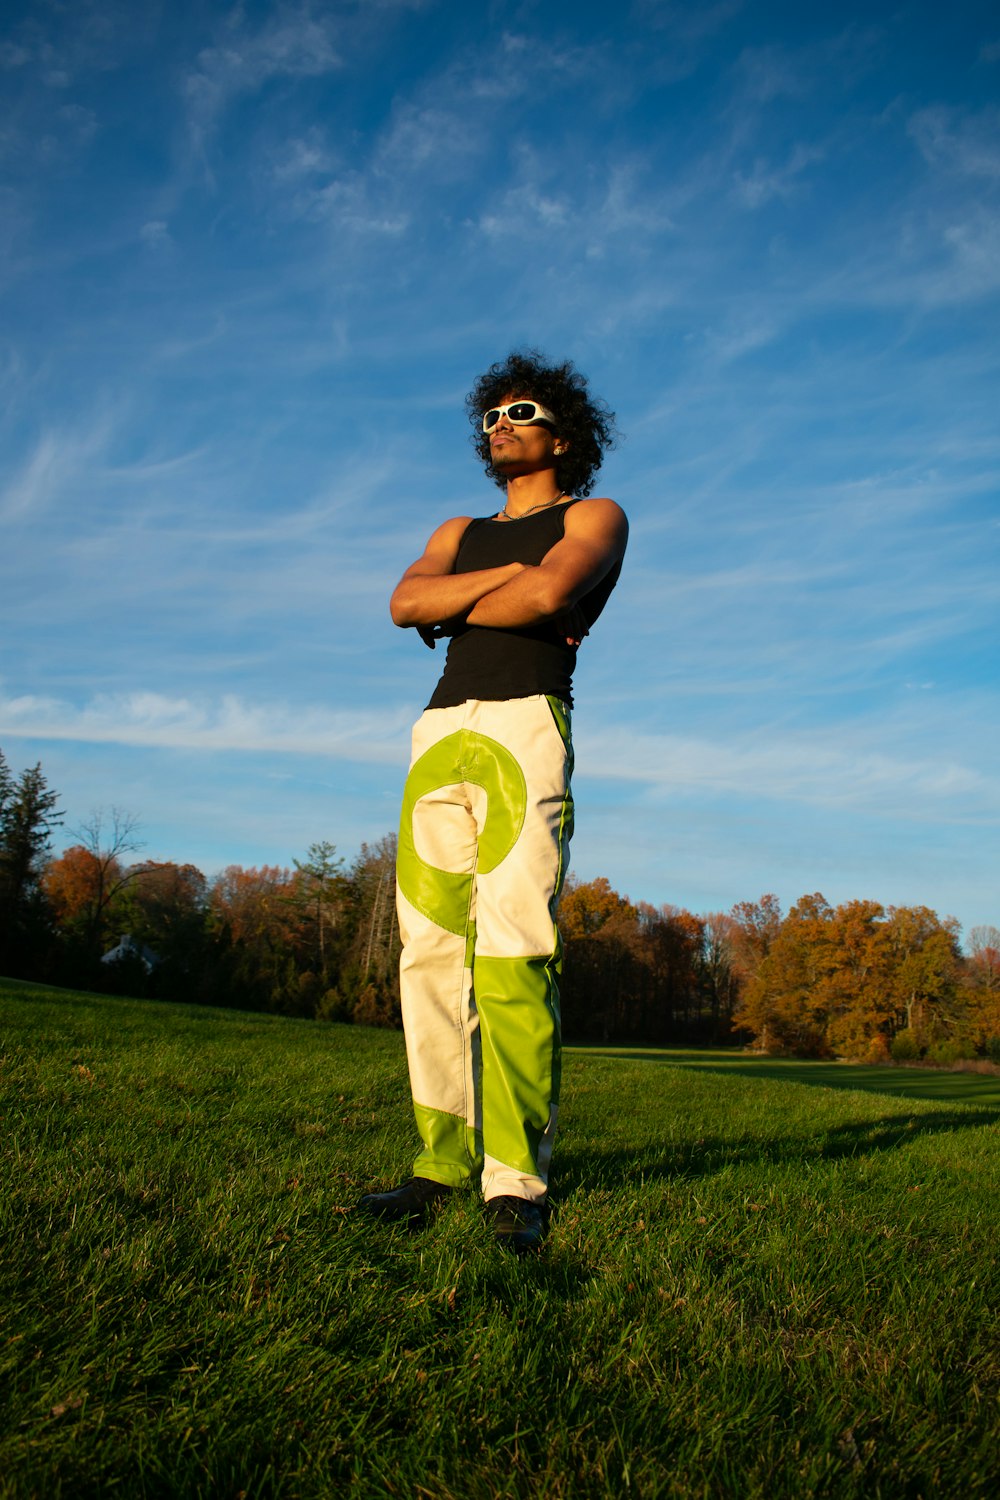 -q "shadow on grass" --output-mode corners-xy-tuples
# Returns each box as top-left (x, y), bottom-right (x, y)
(568, 1046), (1000, 1107)
(554, 1104), (1000, 1196)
